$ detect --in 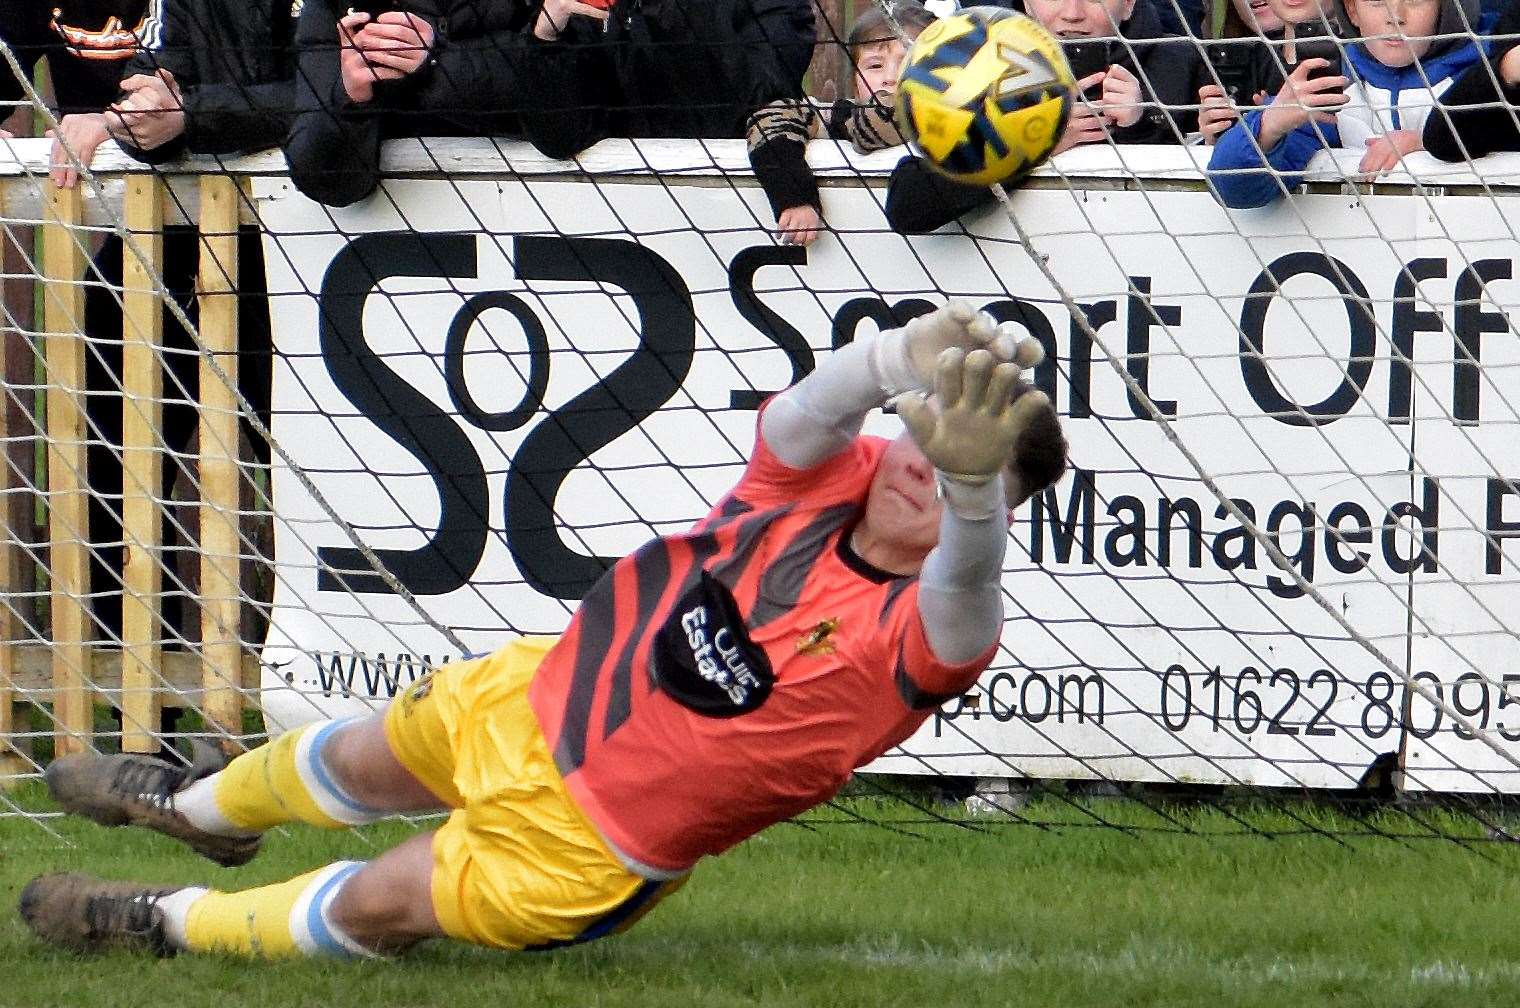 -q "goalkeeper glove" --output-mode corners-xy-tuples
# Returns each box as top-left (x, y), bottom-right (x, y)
(896, 347), (1051, 519)
(873, 300), (1045, 398)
